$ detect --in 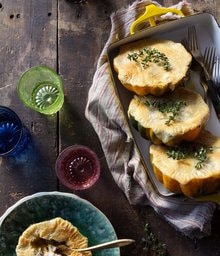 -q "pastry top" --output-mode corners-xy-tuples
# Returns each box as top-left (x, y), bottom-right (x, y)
(150, 130), (220, 185)
(113, 39), (192, 95)
(16, 217), (92, 256)
(128, 87), (210, 144)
